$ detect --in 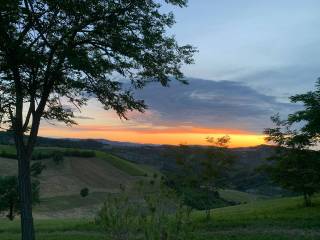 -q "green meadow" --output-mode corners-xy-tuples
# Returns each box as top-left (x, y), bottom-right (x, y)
(0, 195), (319, 240)
(0, 145), (319, 239)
